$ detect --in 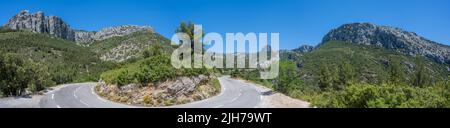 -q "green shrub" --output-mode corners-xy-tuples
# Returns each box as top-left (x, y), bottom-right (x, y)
(211, 78), (221, 93)
(115, 70), (134, 87)
(0, 53), (54, 96)
(101, 54), (210, 87)
(311, 83), (449, 108)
